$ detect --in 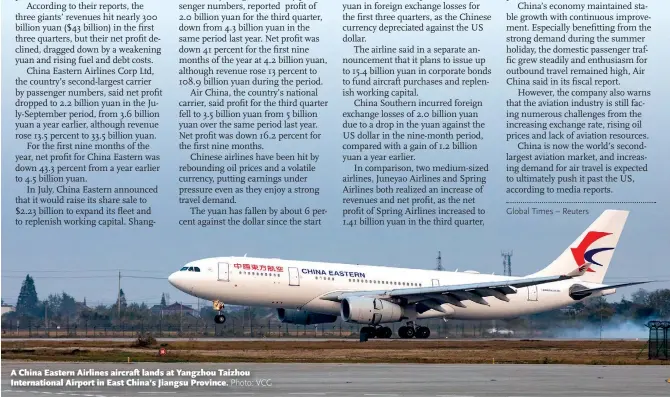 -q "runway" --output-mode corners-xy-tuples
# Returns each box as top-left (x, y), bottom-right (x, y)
(1, 337), (642, 342)
(2, 362), (669, 396)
